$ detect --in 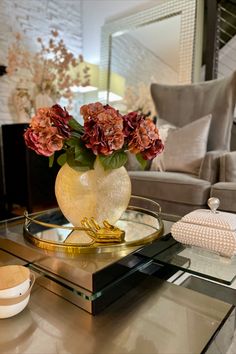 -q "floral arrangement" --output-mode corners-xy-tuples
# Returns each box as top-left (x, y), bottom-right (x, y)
(24, 102), (164, 171)
(7, 31), (90, 104)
